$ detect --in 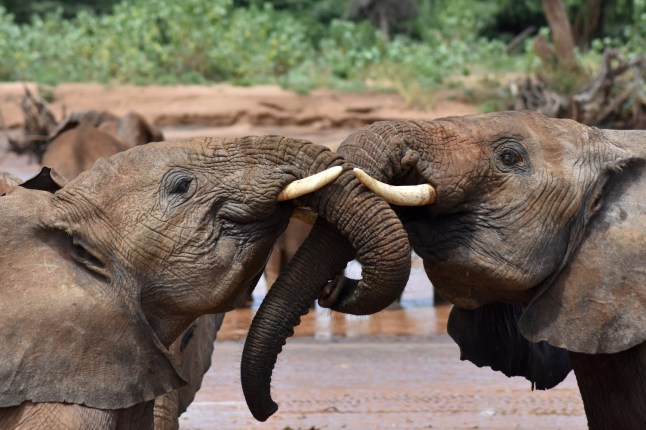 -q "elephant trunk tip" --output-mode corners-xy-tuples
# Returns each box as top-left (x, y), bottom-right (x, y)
(248, 399), (278, 422)
(319, 276), (401, 315)
(241, 371), (279, 421)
